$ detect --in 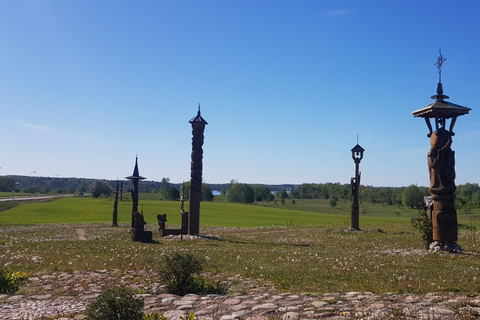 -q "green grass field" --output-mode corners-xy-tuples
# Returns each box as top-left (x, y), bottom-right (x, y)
(0, 196), (418, 227)
(0, 196), (479, 295)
